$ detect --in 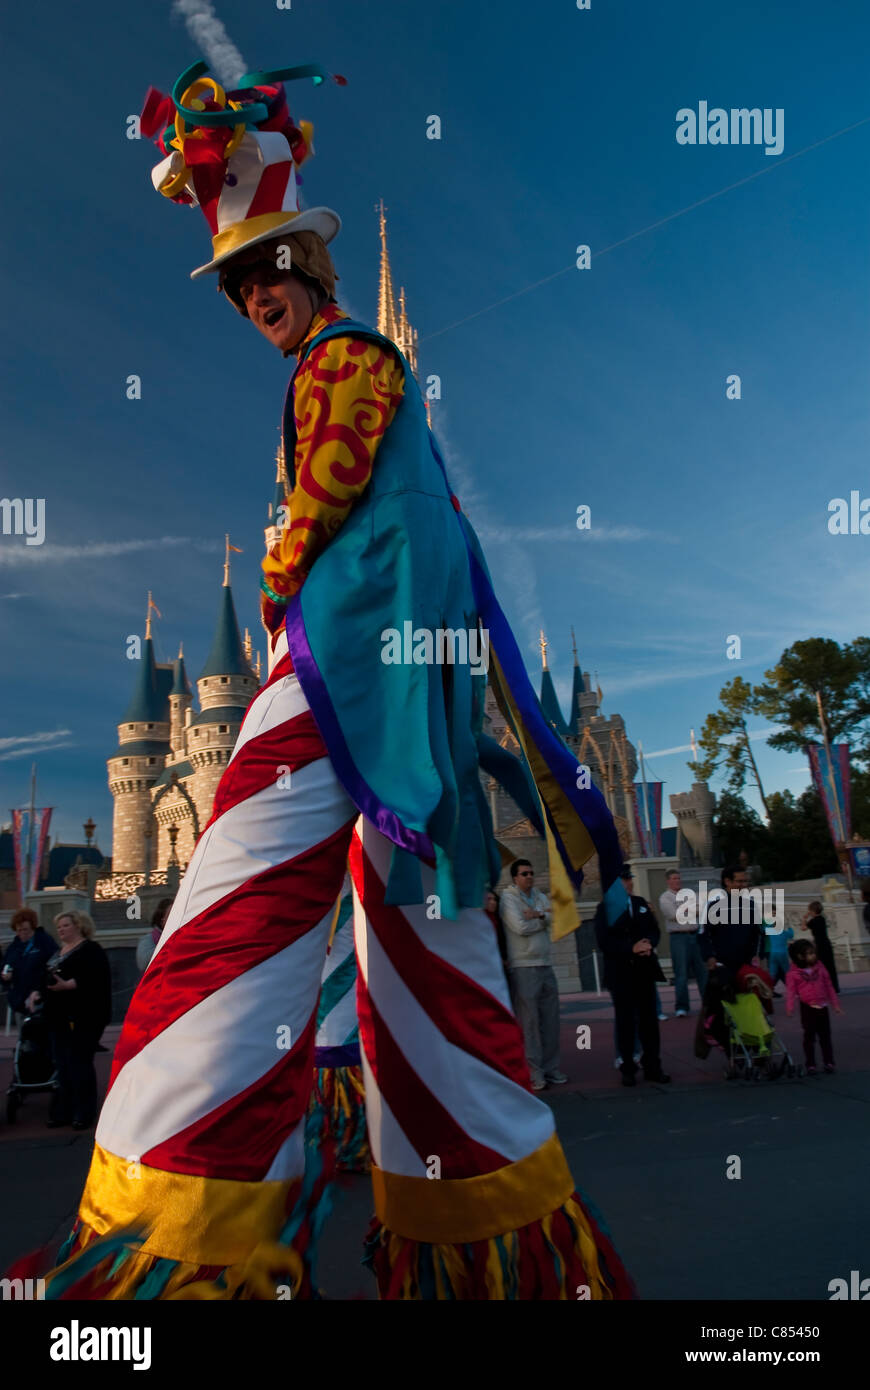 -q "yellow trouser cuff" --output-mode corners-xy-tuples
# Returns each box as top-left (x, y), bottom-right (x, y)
(78, 1144), (300, 1267)
(370, 1130), (575, 1244)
